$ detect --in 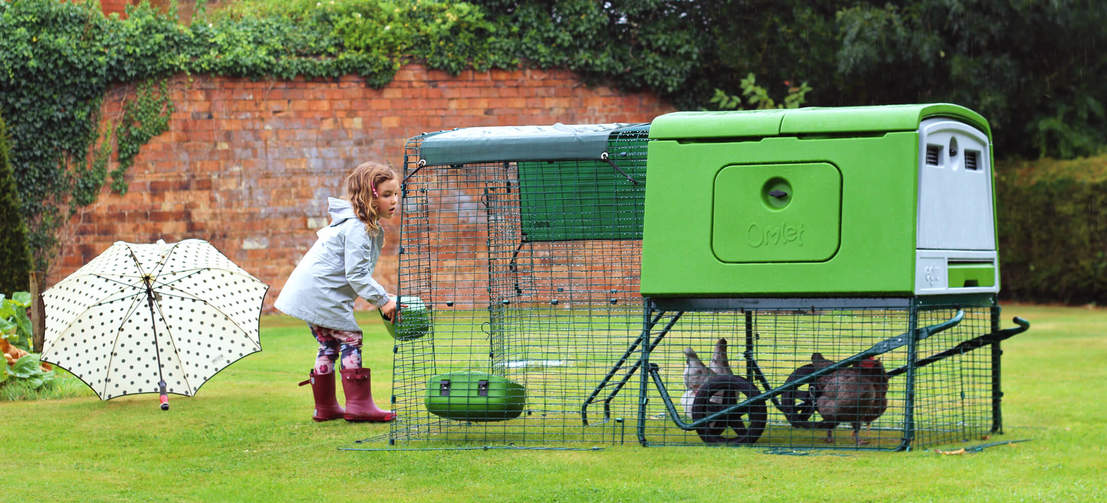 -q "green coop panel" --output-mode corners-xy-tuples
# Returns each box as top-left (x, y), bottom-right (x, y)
(517, 158), (644, 241)
(419, 123), (649, 242)
(712, 162), (841, 263)
(514, 124), (649, 242)
(640, 104), (995, 297)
